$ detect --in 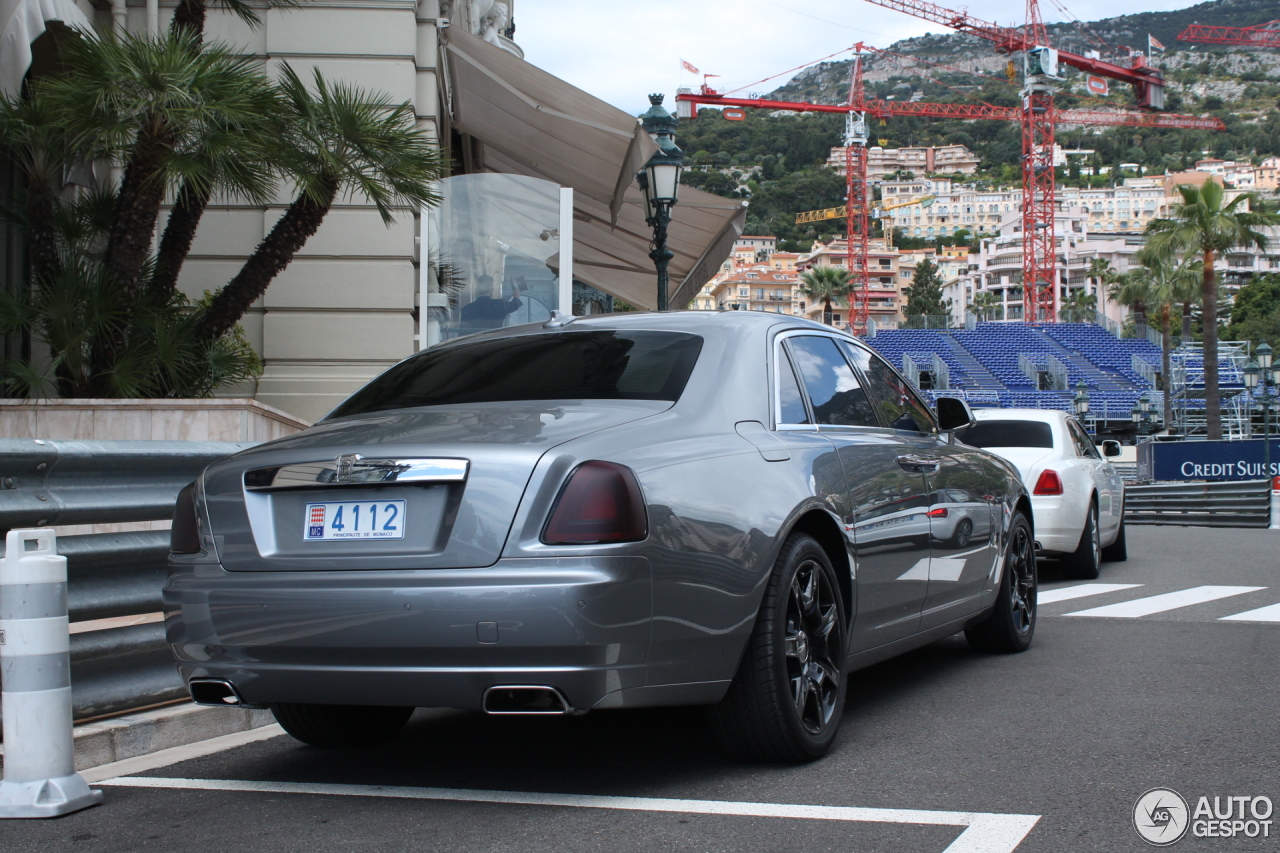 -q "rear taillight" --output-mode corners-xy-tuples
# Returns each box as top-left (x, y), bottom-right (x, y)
(171, 481), (202, 553)
(927, 507), (948, 518)
(1033, 470), (1063, 496)
(542, 461), (647, 545)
